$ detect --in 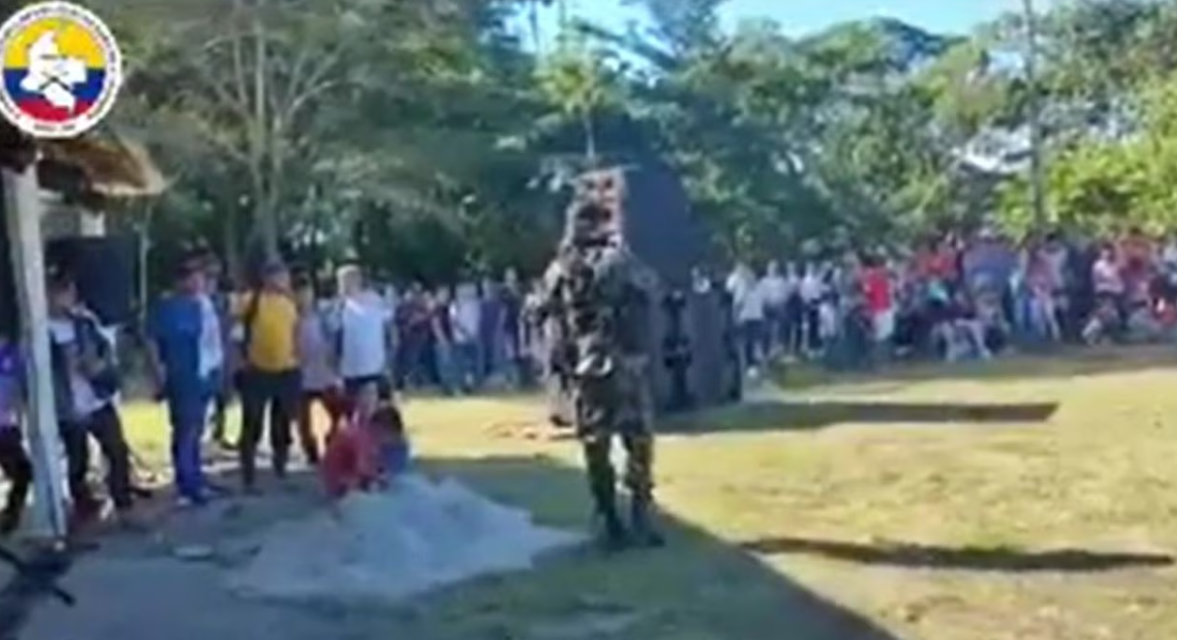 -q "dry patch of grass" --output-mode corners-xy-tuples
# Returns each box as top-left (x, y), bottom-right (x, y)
(119, 353), (1177, 640)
